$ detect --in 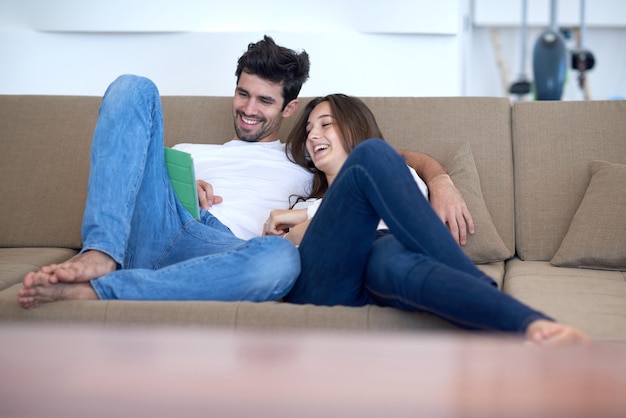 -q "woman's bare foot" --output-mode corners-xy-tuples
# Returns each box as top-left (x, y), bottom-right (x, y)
(22, 250), (116, 288)
(525, 319), (592, 346)
(17, 282), (98, 309)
